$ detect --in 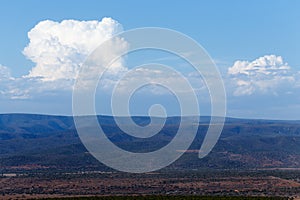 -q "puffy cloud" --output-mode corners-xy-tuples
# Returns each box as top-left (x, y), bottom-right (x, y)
(228, 55), (290, 76)
(0, 18), (128, 100)
(228, 55), (298, 96)
(23, 18), (125, 82)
